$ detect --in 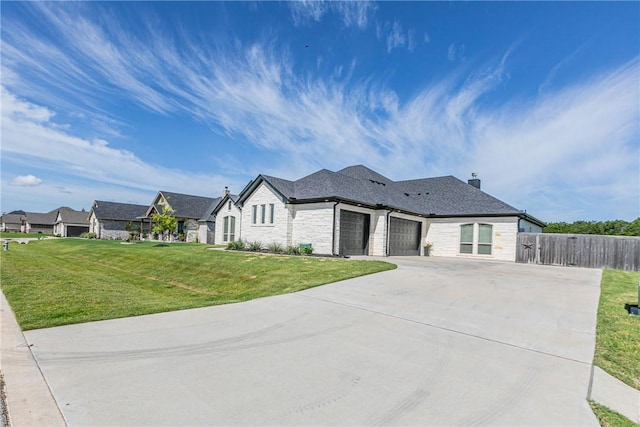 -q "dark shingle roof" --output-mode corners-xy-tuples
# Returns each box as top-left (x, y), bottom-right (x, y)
(24, 211), (57, 225)
(56, 207), (90, 224)
(91, 201), (149, 221)
(241, 165), (540, 222)
(159, 191), (216, 219)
